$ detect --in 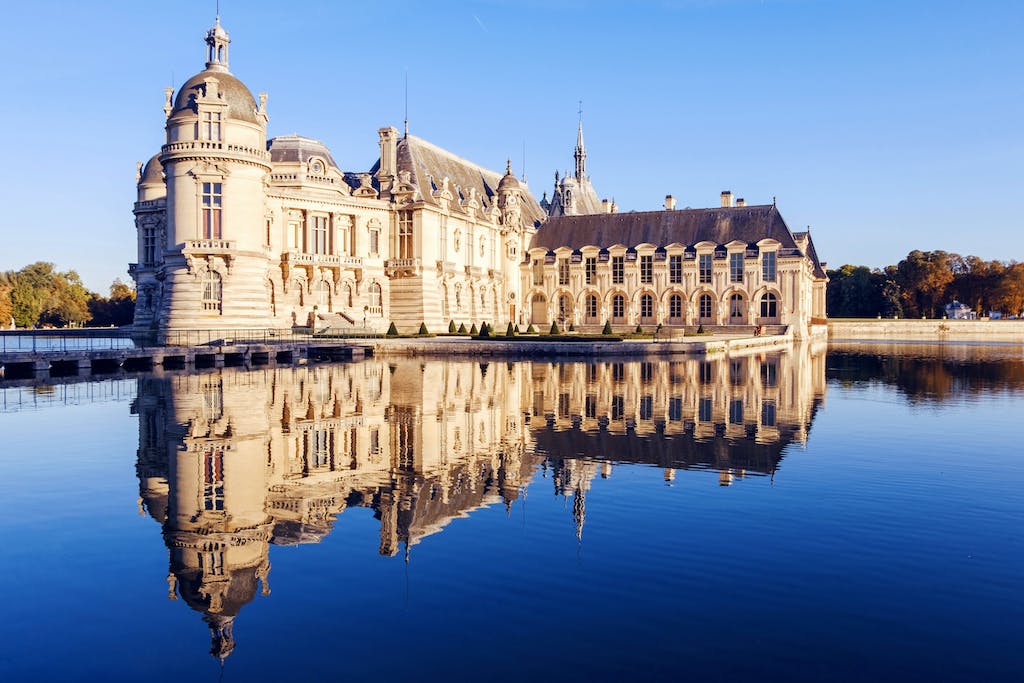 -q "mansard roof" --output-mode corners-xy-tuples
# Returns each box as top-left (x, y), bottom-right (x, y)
(267, 135), (339, 168)
(375, 134), (547, 223)
(531, 204), (827, 277)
